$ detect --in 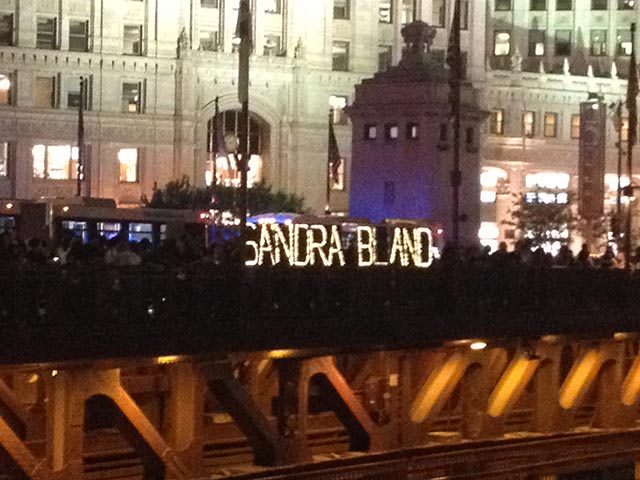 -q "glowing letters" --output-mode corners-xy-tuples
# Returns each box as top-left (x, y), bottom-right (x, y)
(246, 223), (433, 268)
